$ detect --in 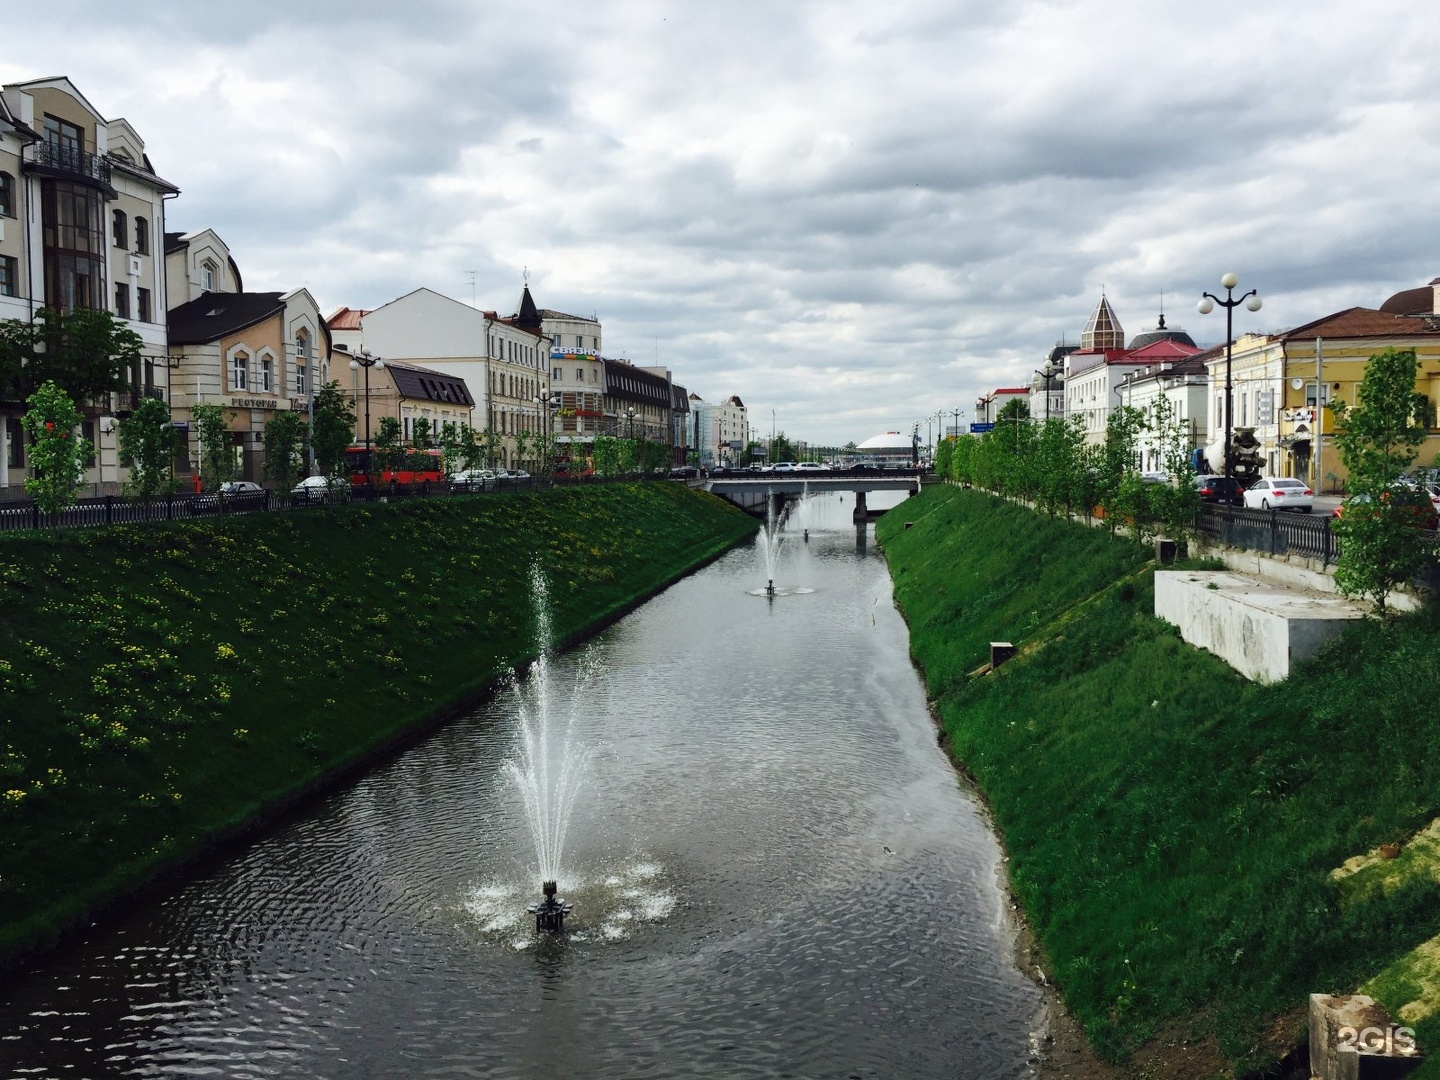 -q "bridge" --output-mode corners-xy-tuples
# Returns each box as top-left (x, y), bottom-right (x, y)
(702, 470), (923, 532)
